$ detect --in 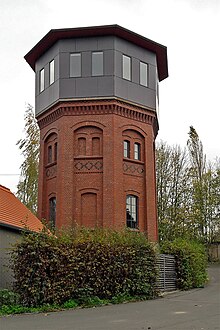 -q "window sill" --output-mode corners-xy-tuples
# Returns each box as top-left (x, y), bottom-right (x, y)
(45, 161), (57, 168)
(123, 158), (144, 165)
